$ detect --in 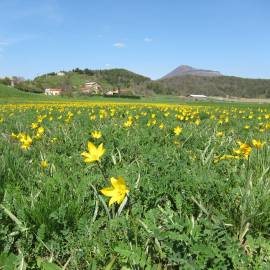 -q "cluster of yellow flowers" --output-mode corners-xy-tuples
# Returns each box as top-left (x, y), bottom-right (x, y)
(217, 139), (265, 162)
(34, 127), (45, 140)
(11, 126), (45, 150)
(123, 117), (133, 128)
(81, 140), (129, 207)
(11, 132), (33, 150)
(233, 141), (252, 159)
